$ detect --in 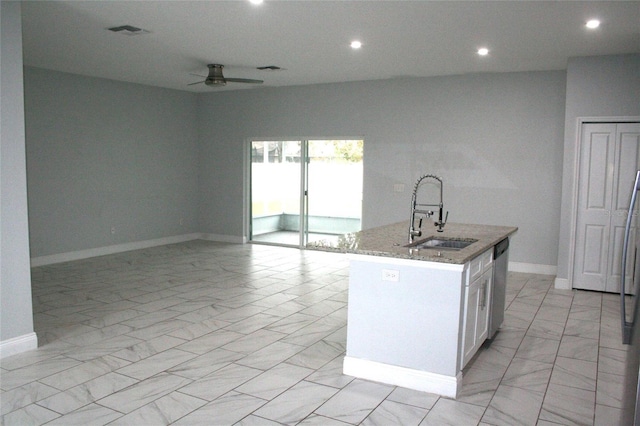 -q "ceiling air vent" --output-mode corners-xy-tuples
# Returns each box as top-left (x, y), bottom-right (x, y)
(107, 25), (149, 36)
